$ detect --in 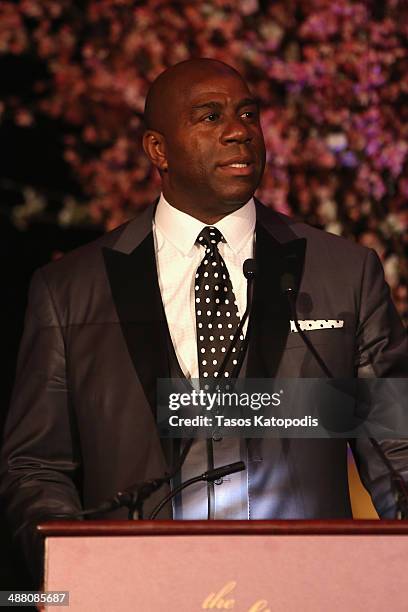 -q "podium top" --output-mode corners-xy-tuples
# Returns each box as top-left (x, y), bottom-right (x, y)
(37, 519), (408, 538)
